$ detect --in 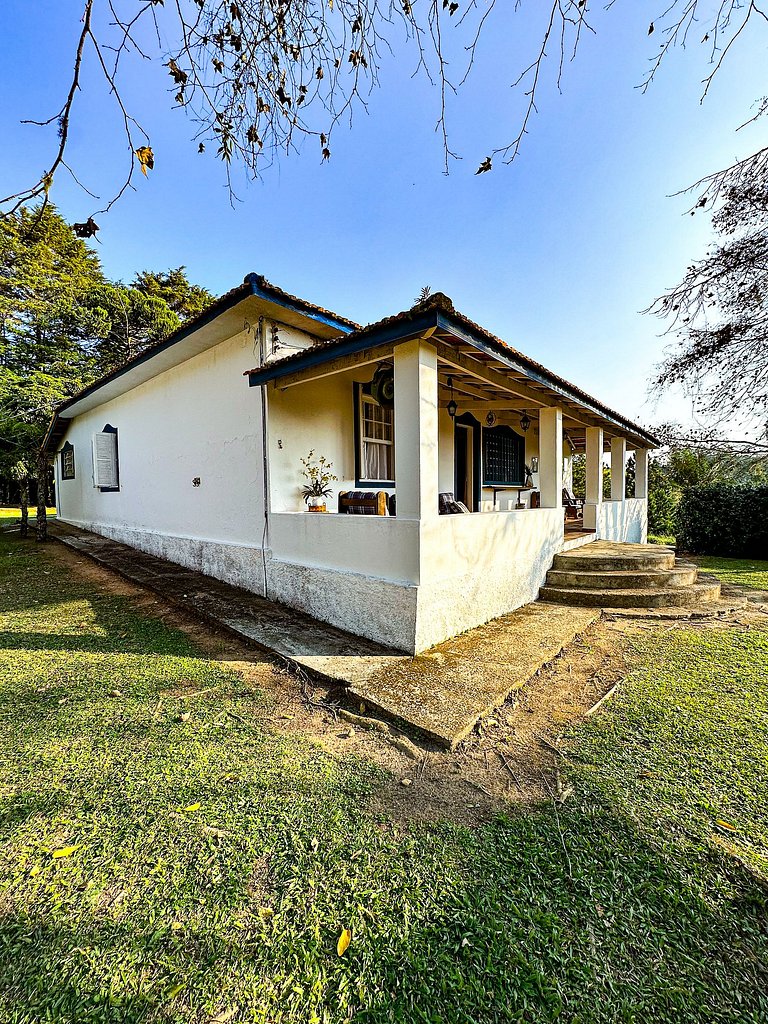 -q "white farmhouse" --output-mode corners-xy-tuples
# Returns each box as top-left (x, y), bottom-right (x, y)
(45, 275), (658, 653)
